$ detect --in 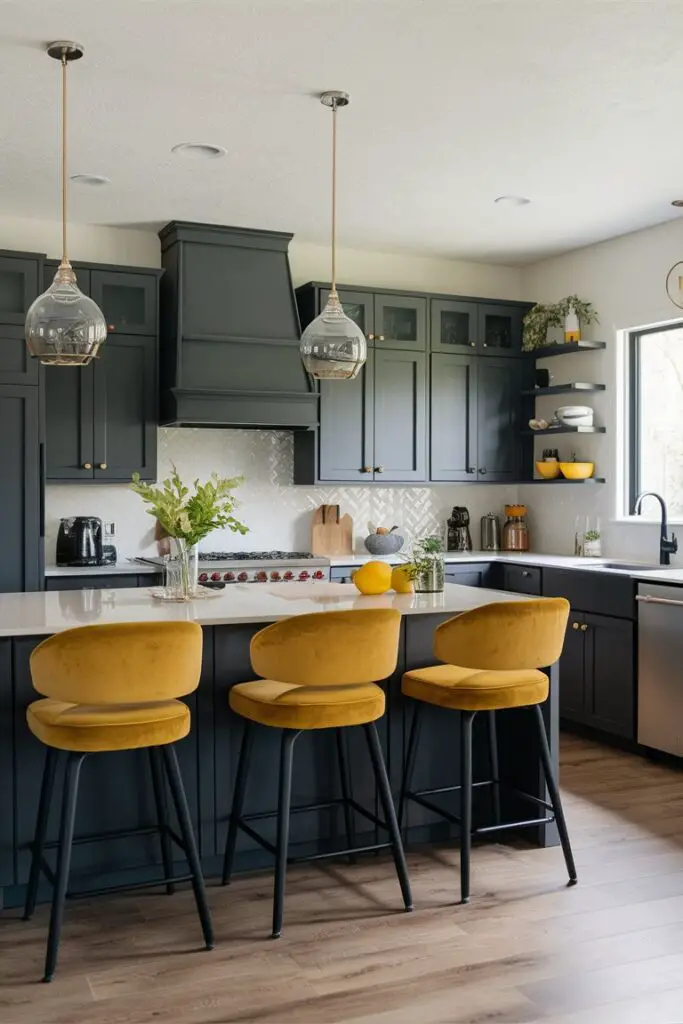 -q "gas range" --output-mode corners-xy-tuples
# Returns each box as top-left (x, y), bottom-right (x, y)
(134, 550), (330, 584)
